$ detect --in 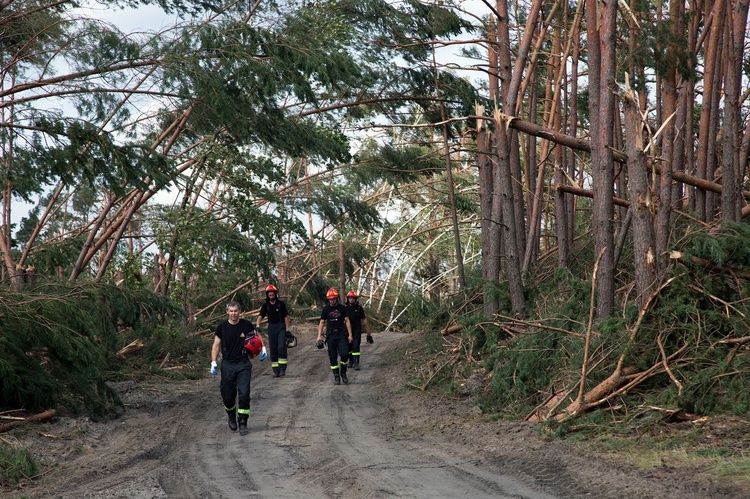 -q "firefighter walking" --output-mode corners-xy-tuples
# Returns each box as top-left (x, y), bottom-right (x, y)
(316, 288), (353, 385)
(211, 301), (265, 436)
(256, 284), (291, 377)
(345, 290), (372, 370)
